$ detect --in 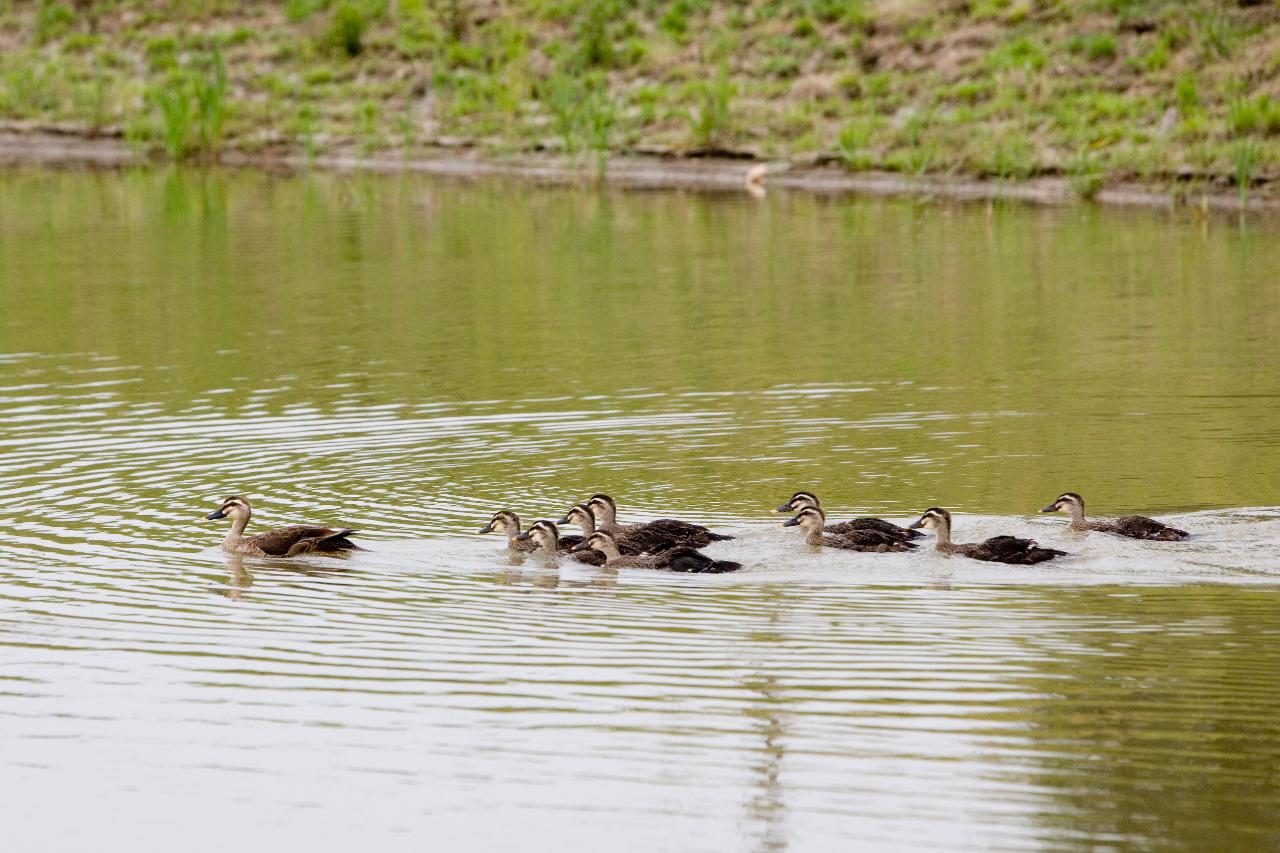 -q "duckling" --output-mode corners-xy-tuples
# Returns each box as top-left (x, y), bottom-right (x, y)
(908, 507), (1067, 564)
(1041, 493), (1189, 541)
(571, 532), (742, 574)
(775, 491), (921, 541)
(204, 495), (362, 557)
(782, 506), (916, 552)
(515, 520), (564, 559)
(479, 510), (537, 552)
(585, 494), (734, 553)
